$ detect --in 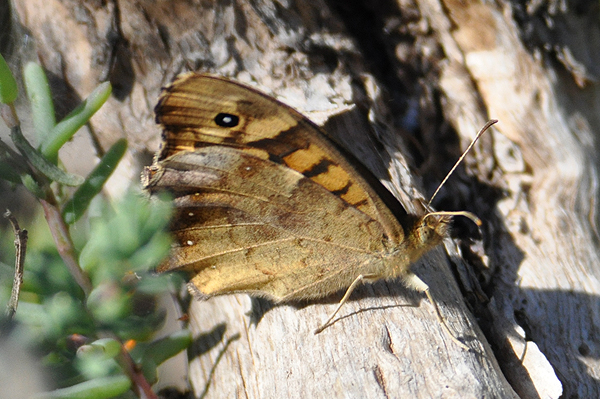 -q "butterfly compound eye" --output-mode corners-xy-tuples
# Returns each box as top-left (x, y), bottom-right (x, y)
(214, 113), (240, 127)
